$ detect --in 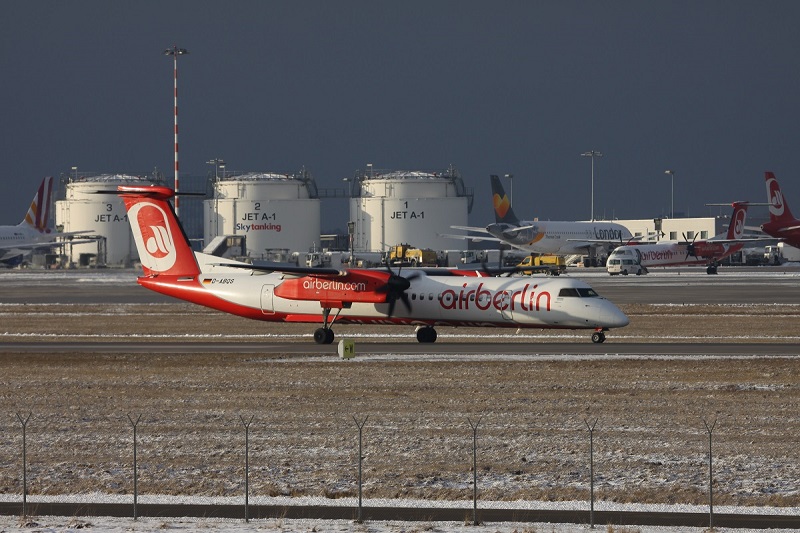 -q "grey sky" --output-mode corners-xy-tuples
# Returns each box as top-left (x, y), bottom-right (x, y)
(3, 1), (799, 232)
